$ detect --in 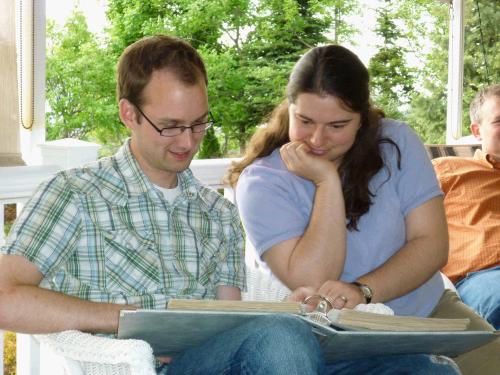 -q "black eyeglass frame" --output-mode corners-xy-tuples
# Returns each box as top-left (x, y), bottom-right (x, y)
(133, 104), (214, 137)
